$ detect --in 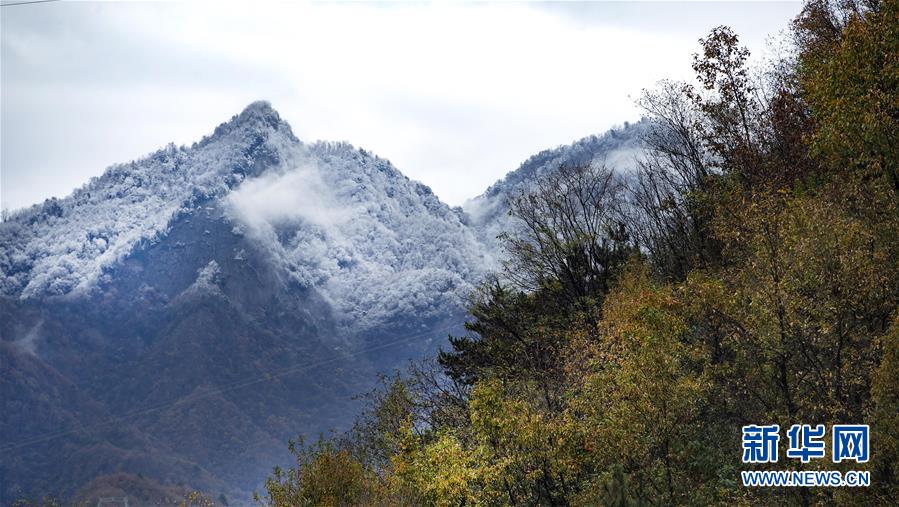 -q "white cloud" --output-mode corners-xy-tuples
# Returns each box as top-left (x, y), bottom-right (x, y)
(225, 163), (351, 233)
(13, 319), (43, 356)
(1, 1), (802, 211)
